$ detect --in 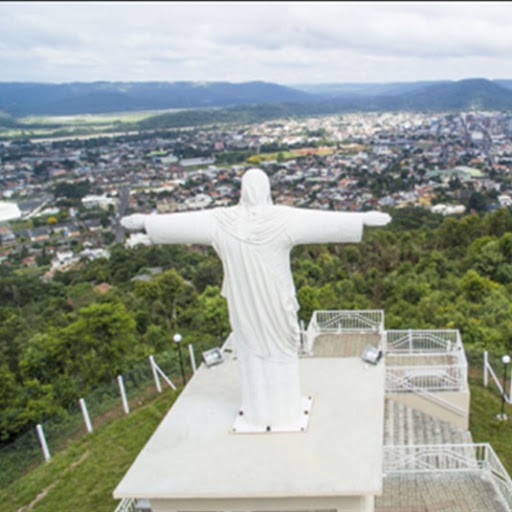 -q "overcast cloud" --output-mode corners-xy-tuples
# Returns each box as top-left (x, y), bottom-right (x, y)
(1, 1), (512, 84)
